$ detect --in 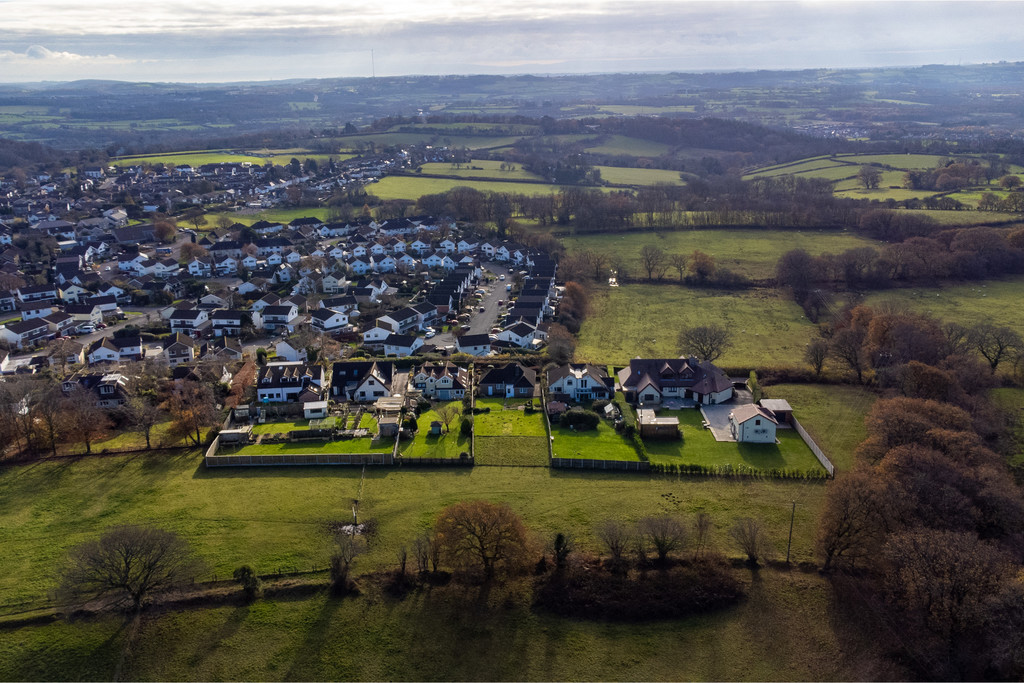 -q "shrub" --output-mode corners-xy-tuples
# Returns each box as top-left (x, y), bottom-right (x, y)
(460, 416), (473, 437)
(562, 408), (600, 430)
